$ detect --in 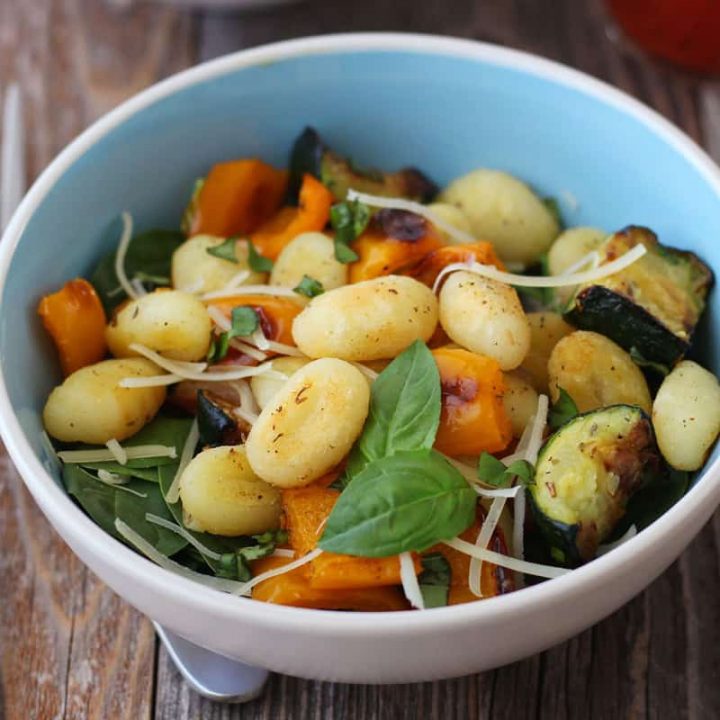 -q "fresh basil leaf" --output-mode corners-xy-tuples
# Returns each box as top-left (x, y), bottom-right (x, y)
(181, 177), (205, 235)
(548, 388), (579, 430)
(206, 238), (239, 263)
(506, 460), (535, 486)
(63, 464), (122, 540)
(630, 347), (670, 377)
(345, 340), (441, 480)
(418, 552), (451, 608)
(114, 478), (188, 557)
(247, 239), (273, 273)
(476, 453), (534, 488)
(206, 333), (230, 363)
(293, 275), (325, 298)
(230, 306), (259, 337)
(330, 200), (369, 263)
(91, 227), (185, 312)
(320, 449), (476, 557)
(197, 391), (237, 447)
